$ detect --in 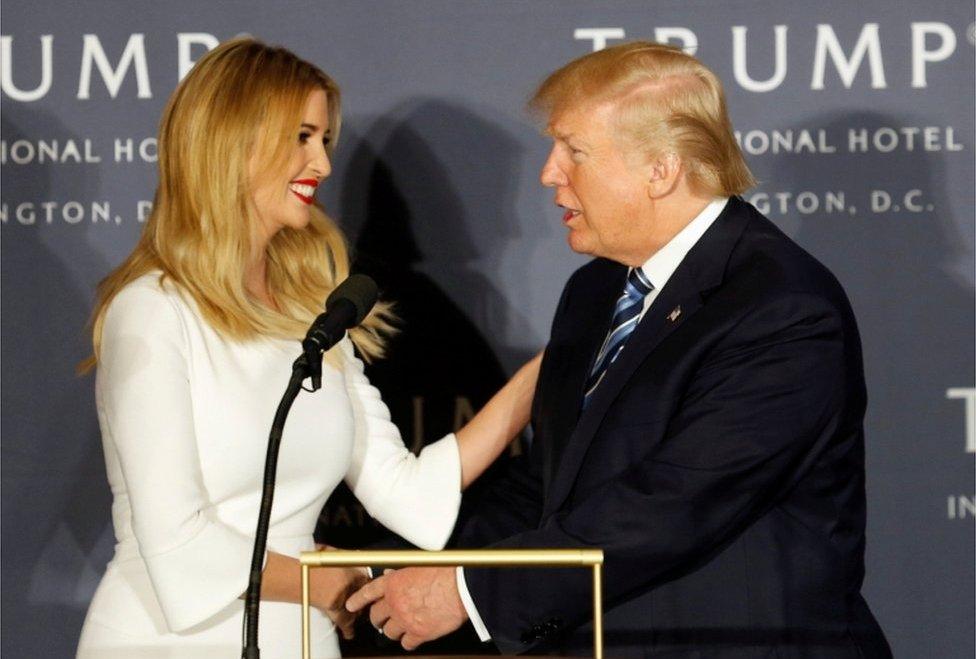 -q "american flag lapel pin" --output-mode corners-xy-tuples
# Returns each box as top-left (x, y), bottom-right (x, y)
(667, 306), (682, 322)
